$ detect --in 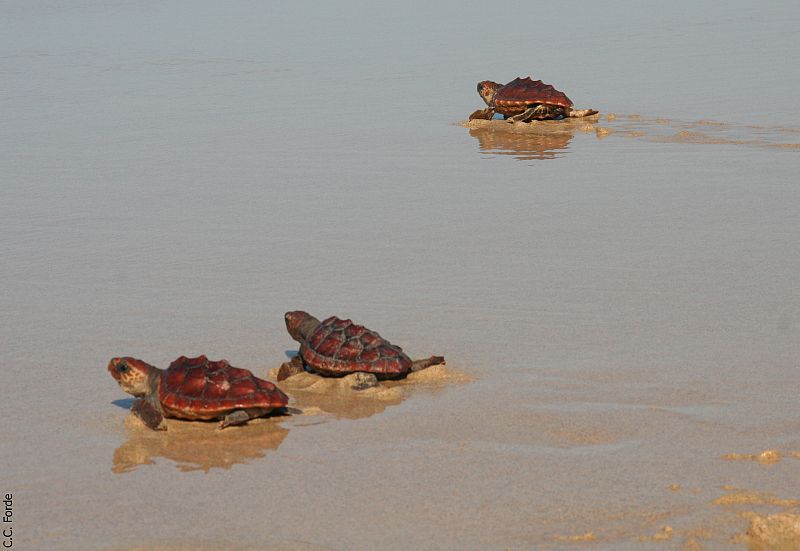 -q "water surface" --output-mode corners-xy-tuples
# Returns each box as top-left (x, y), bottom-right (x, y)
(2, 1), (800, 549)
